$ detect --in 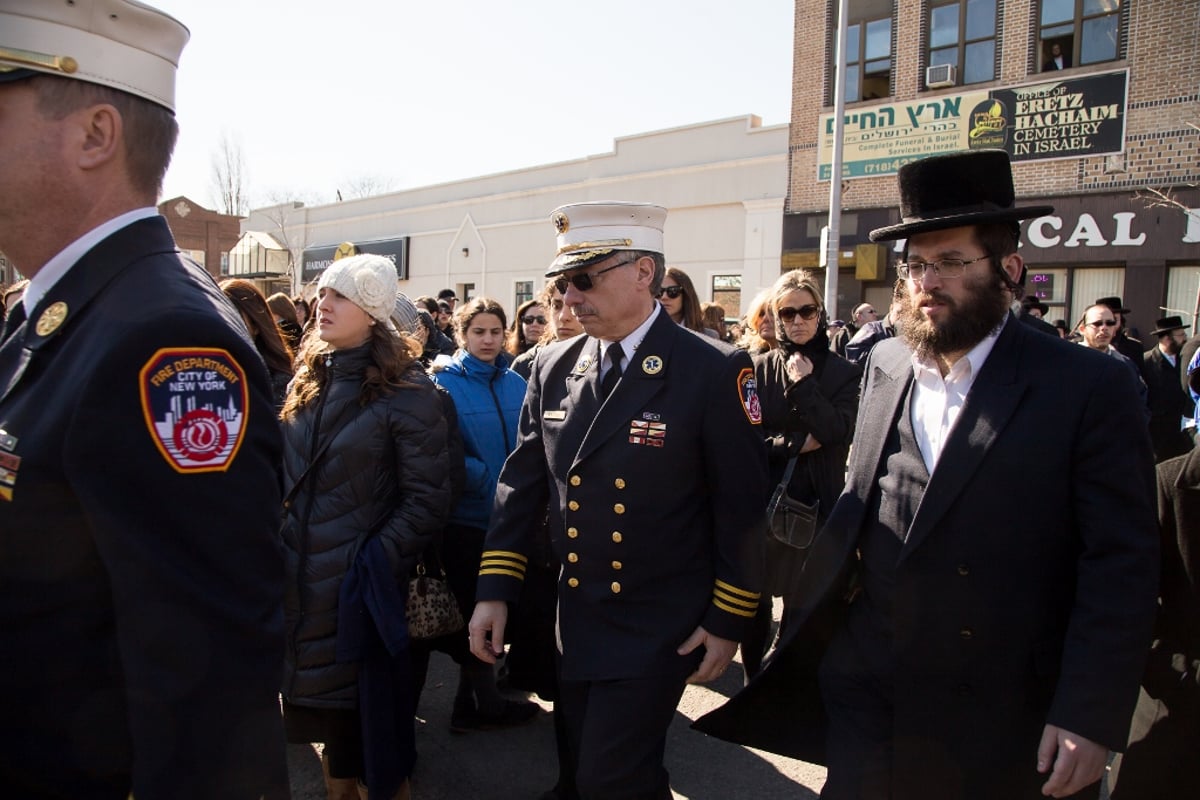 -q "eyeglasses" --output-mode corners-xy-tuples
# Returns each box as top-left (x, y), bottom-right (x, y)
(553, 258), (635, 294)
(778, 304), (821, 323)
(1085, 319), (1118, 328)
(657, 285), (684, 300)
(521, 315), (547, 325)
(896, 255), (989, 280)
